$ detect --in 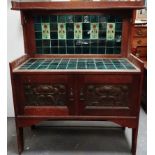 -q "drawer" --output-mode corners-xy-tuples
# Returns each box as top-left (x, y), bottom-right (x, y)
(135, 47), (147, 58)
(132, 38), (147, 48)
(133, 27), (147, 37)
